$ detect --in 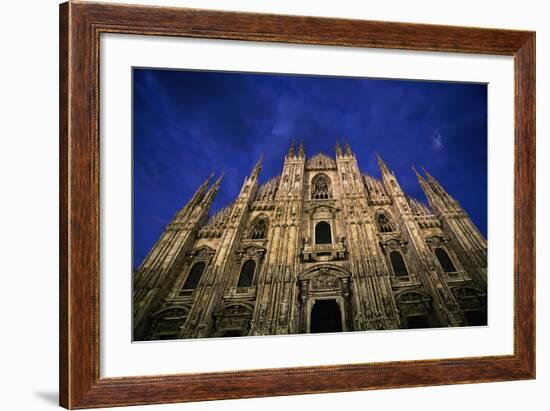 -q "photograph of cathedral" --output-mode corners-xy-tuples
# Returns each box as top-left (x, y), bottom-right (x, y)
(132, 69), (488, 341)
